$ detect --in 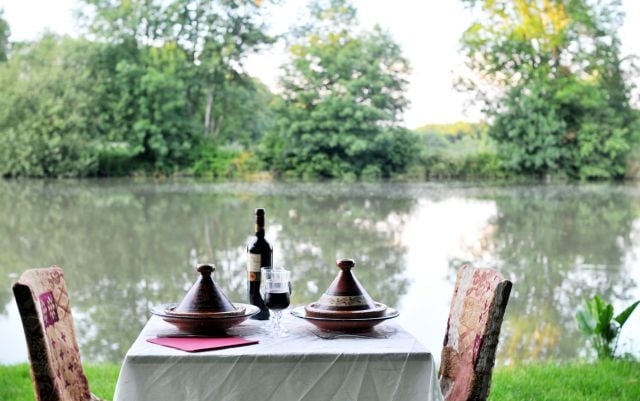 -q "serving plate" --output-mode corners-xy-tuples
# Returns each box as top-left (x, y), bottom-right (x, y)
(291, 305), (399, 333)
(151, 303), (259, 334)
